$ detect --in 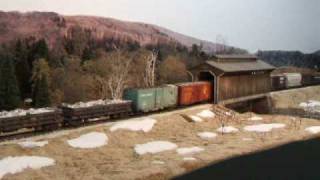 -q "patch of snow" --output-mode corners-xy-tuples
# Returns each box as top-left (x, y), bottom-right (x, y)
(18, 141), (48, 148)
(177, 147), (204, 156)
(62, 99), (130, 109)
(134, 141), (178, 155)
(242, 138), (253, 141)
(152, 161), (165, 165)
(198, 132), (217, 140)
(188, 115), (203, 122)
(299, 100), (320, 112)
(197, 110), (215, 118)
(299, 102), (308, 108)
(305, 126), (320, 134)
(110, 118), (157, 132)
(0, 156), (55, 179)
(244, 124), (286, 133)
(216, 126), (239, 134)
(67, 132), (108, 149)
(0, 108), (55, 119)
(183, 157), (197, 161)
(248, 116), (263, 121)
(307, 100), (320, 107)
